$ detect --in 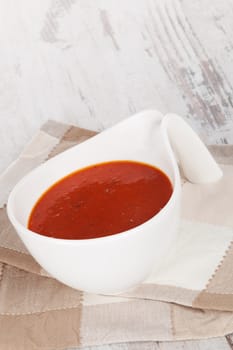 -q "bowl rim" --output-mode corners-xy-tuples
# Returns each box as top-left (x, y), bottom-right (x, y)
(7, 163), (181, 246)
(7, 110), (181, 245)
